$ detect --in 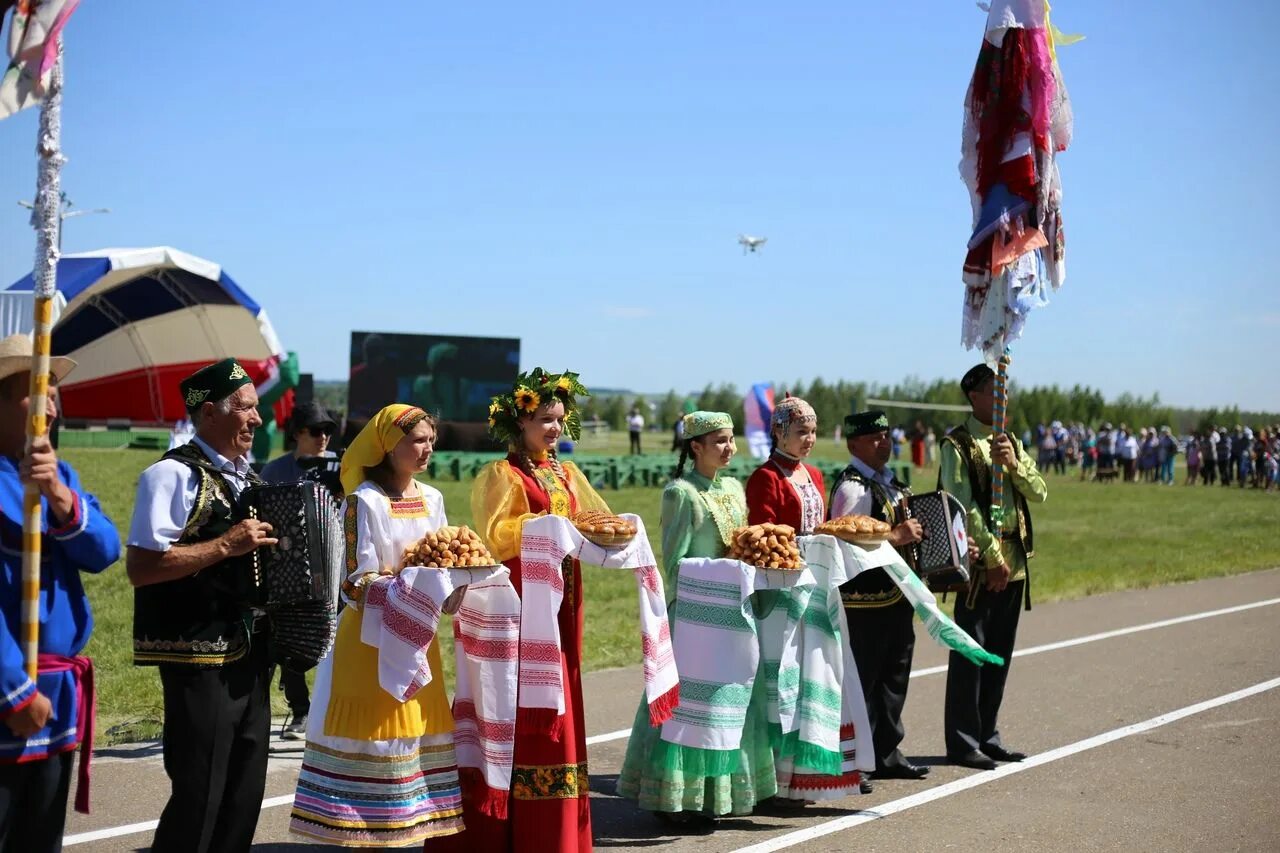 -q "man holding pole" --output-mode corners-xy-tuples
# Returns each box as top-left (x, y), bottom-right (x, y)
(940, 363), (1047, 771)
(0, 334), (121, 852)
(126, 359), (277, 853)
